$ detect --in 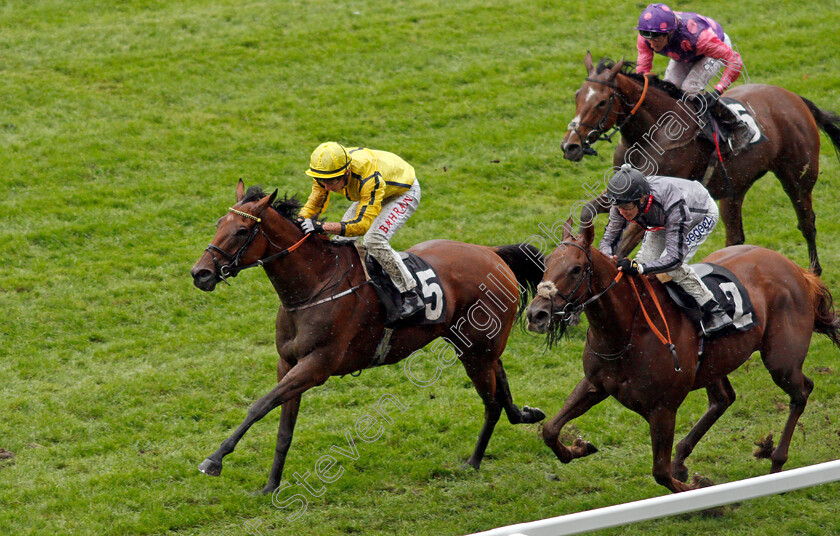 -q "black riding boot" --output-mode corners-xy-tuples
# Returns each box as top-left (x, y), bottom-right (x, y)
(398, 288), (425, 319)
(712, 101), (754, 155)
(700, 299), (733, 336)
